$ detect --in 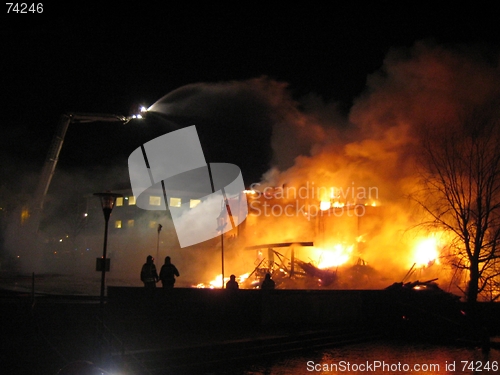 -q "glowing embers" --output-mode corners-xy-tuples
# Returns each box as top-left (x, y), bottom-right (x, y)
(196, 273), (249, 289)
(195, 274), (225, 289)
